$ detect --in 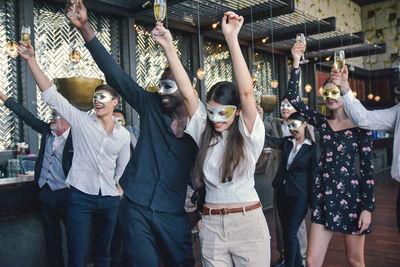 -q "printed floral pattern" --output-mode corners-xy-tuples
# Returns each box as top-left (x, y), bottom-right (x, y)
(287, 68), (375, 235)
